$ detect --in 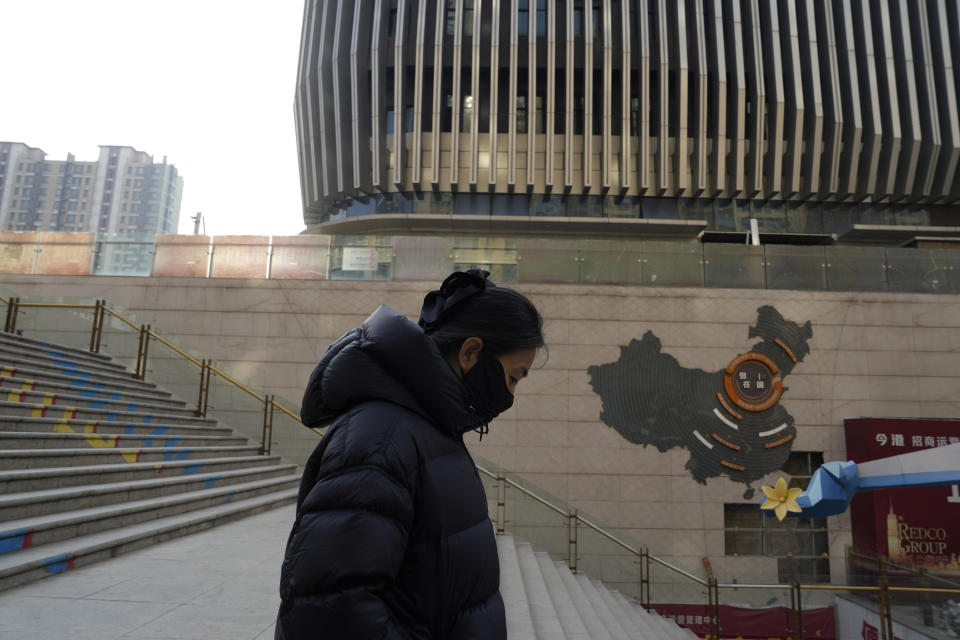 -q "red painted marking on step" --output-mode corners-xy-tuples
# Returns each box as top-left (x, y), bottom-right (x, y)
(22, 529), (34, 549)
